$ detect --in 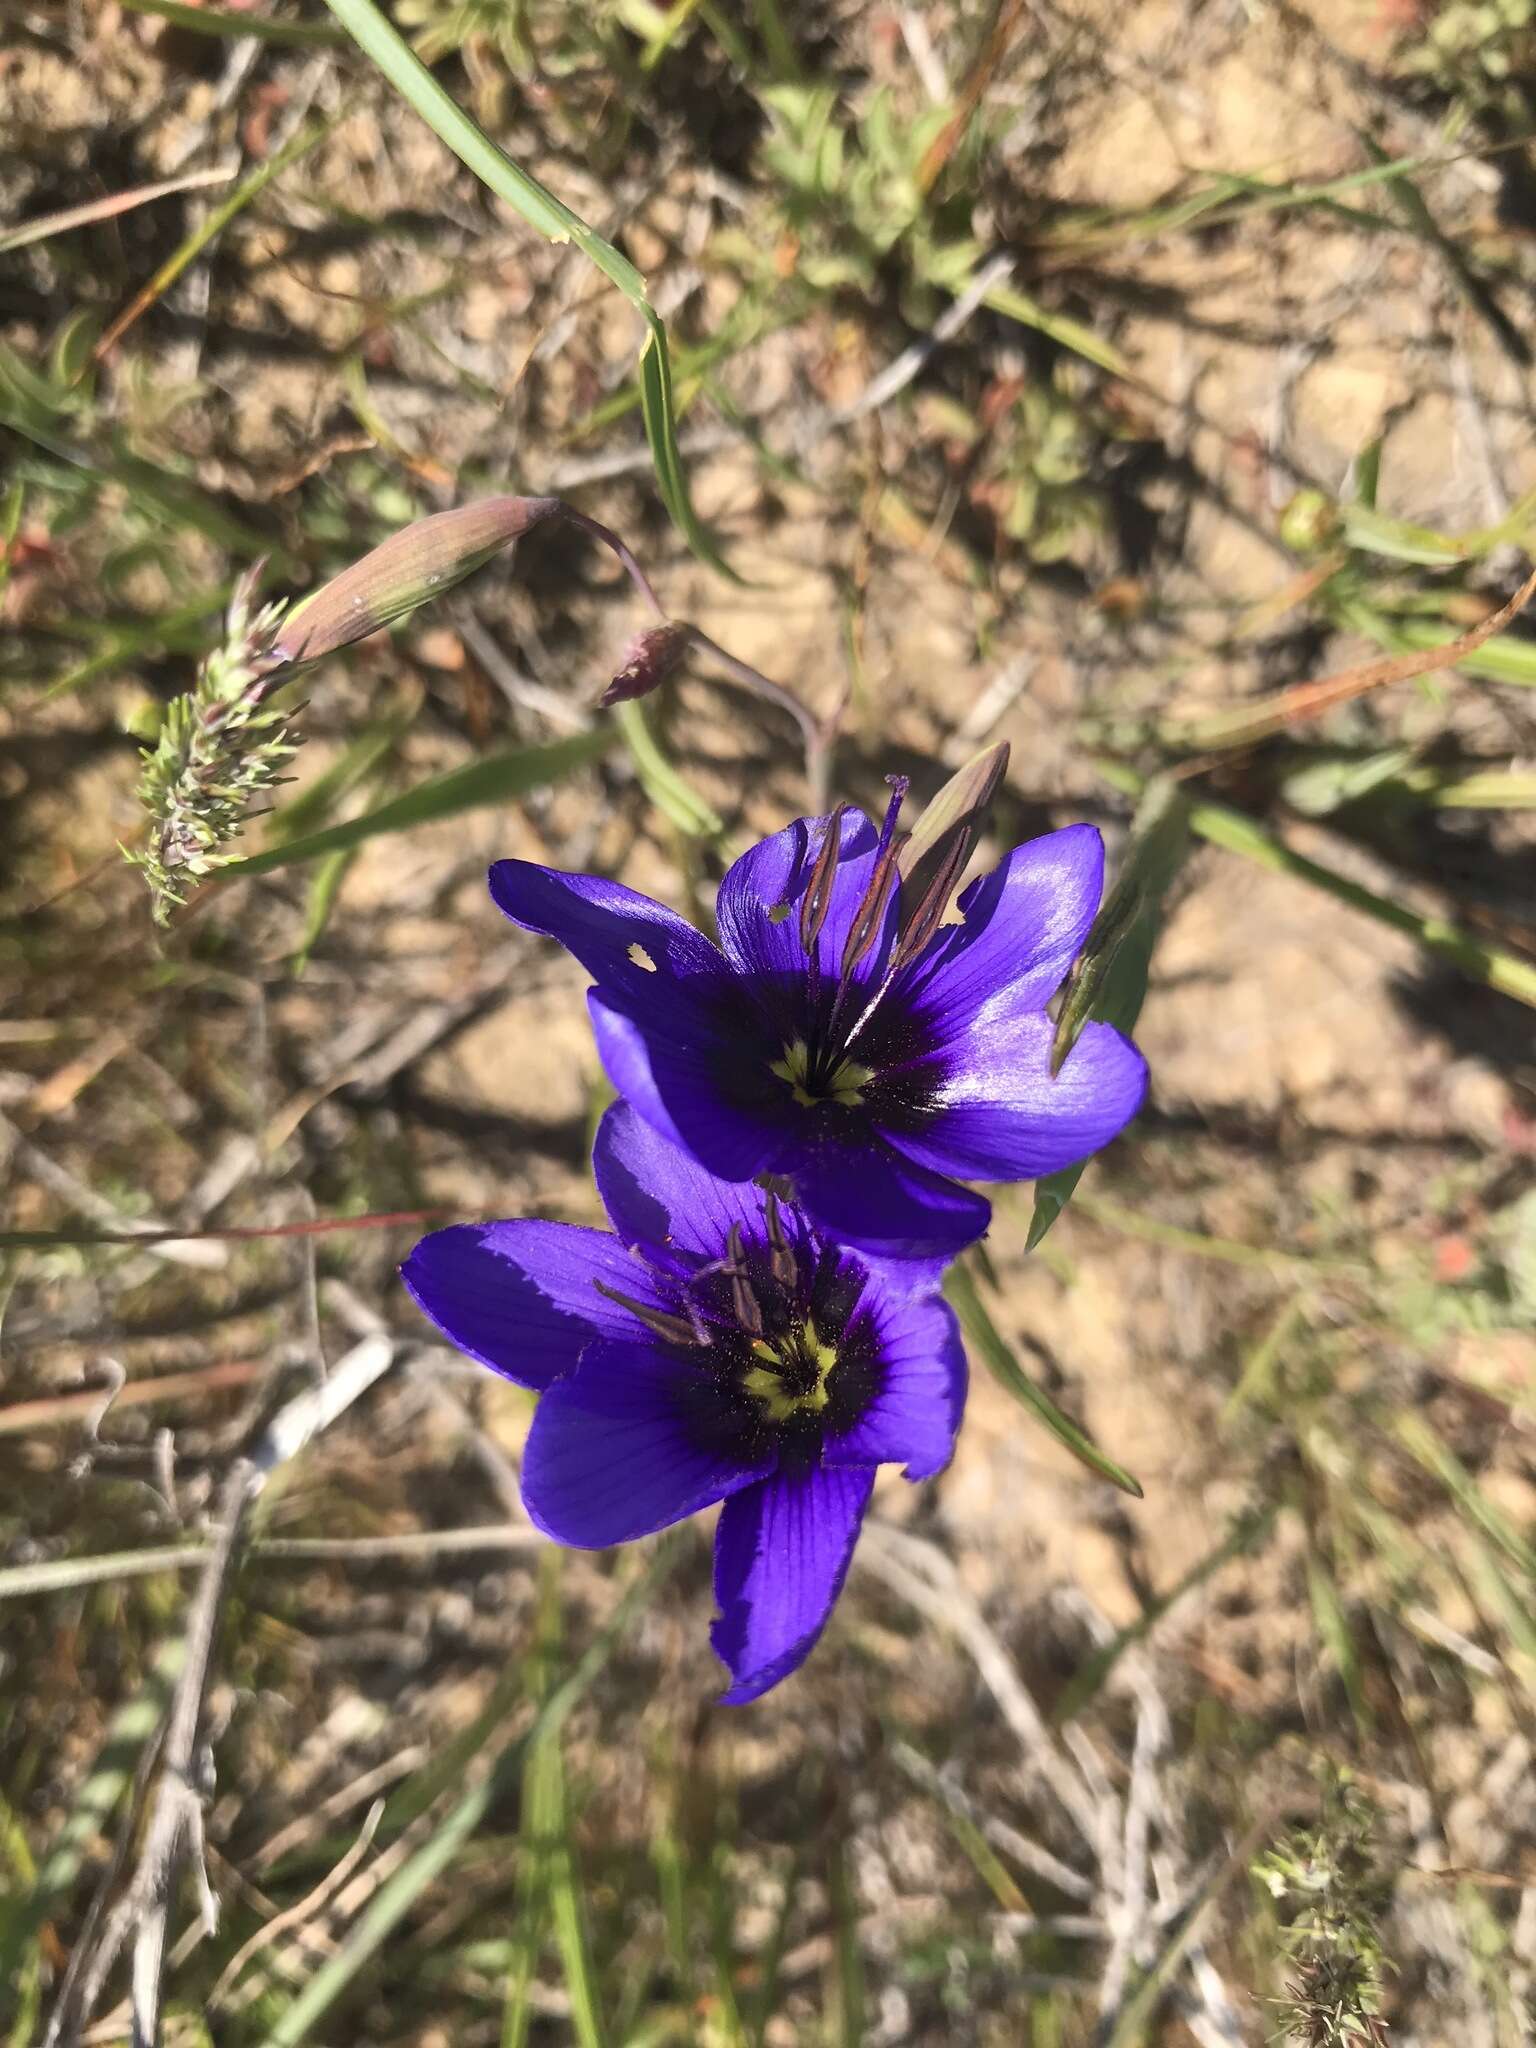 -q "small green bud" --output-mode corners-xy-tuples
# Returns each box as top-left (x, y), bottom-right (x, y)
(1280, 487), (1341, 555)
